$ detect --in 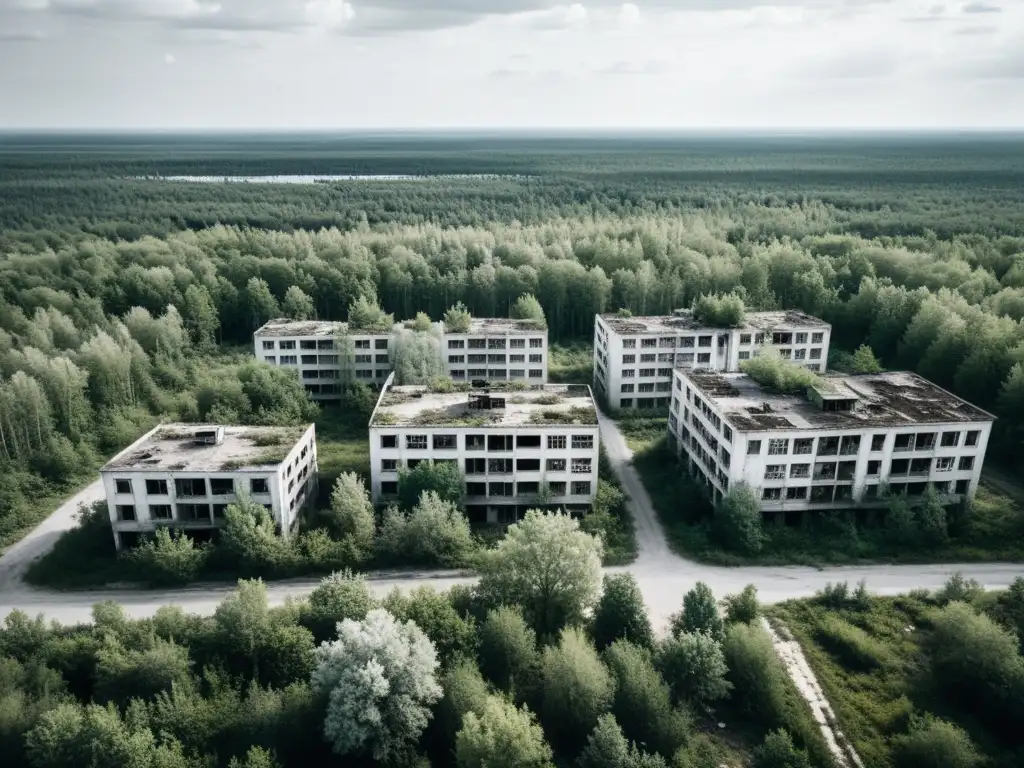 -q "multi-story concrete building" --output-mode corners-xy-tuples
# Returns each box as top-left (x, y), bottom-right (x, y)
(255, 317), (549, 399)
(369, 374), (599, 524)
(594, 310), (832, 410)
(443, 318), (548, 385)
(254, 319), (394, 399)
(100, 423), (318, 550)
(668, 369), (993, 518)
